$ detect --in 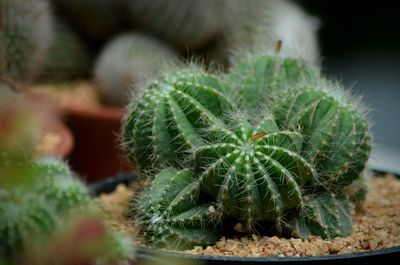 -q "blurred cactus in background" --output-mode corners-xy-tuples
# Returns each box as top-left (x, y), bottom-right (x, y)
(0, 0), (53, 83)
(94, 33), (178, 106)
